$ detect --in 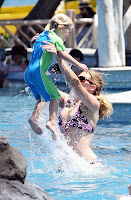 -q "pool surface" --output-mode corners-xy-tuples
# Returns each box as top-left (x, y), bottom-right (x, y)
(0, 86), (131, 200)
